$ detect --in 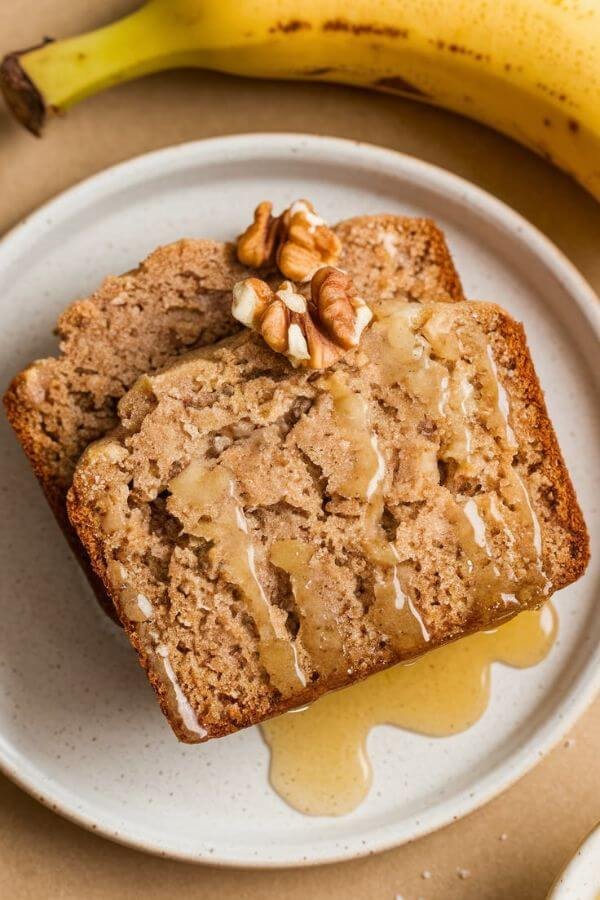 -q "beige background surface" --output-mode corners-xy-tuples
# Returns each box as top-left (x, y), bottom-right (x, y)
(1, 2), (599, 898)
